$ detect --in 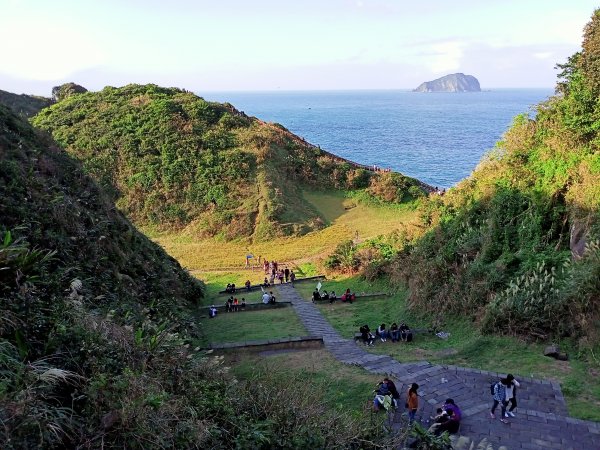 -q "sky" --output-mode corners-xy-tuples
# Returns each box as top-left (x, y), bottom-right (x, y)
(1, 0), (598, 95)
